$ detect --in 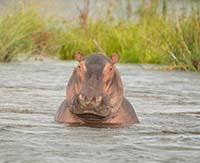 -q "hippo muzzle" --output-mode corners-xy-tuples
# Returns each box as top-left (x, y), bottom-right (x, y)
(70, 93), (111, 122)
